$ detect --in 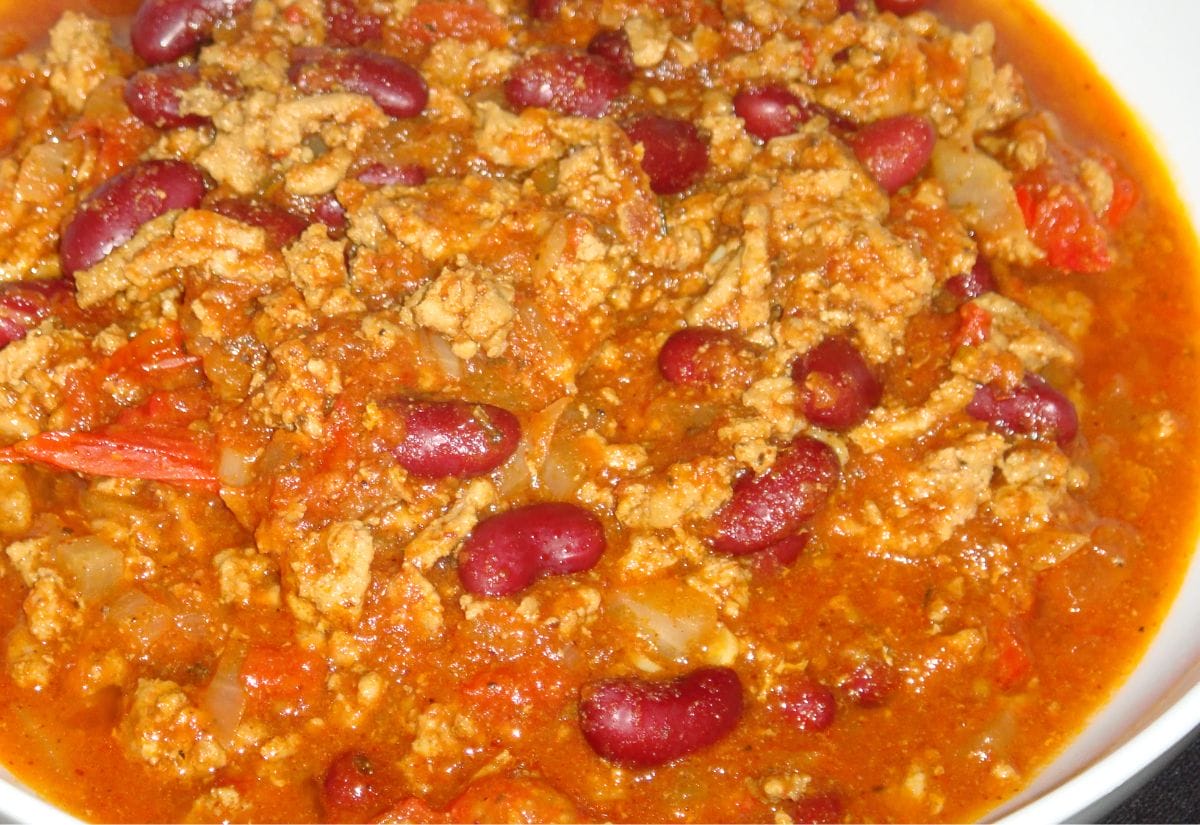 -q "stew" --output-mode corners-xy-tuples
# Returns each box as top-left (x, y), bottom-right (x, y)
(0, 0), (1197, 821)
